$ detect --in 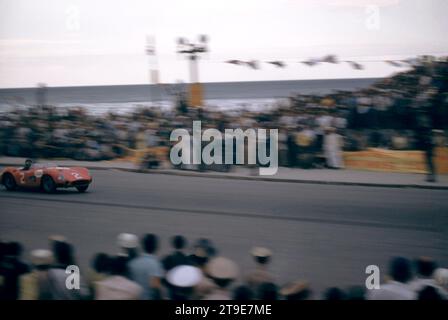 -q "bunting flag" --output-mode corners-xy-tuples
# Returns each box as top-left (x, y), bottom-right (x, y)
(267, 61), (286, 68)
(321, 54), (338, 64)
(245, 60), (260, 70)
(386, 60), (402, 67)
(225, 60), (260, 69)
(225, 59), (243, 65)
(223, 54), (446, 71)
(345, 61), (364, 70)
(301, 59), (320, 66)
